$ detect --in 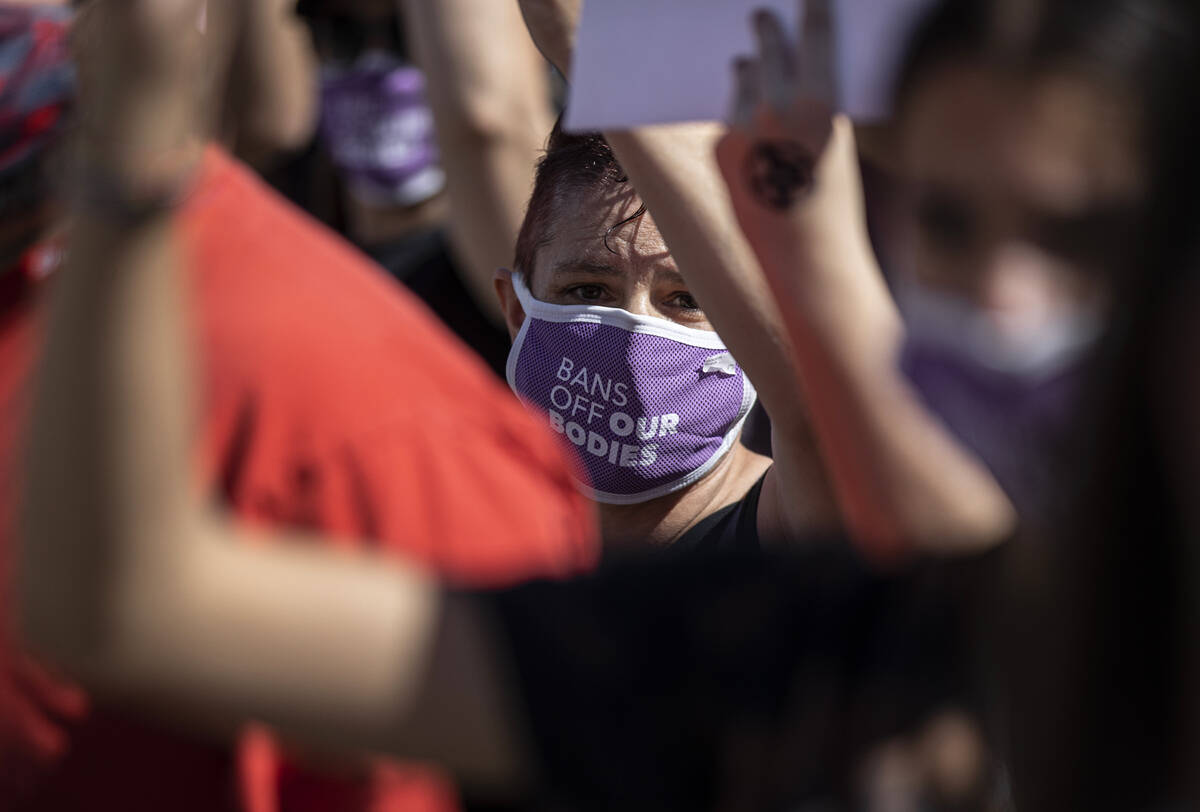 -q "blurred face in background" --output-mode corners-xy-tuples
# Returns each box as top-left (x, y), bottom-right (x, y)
(888, 60), (1147, 512)
(897, 62), (1144, 339)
